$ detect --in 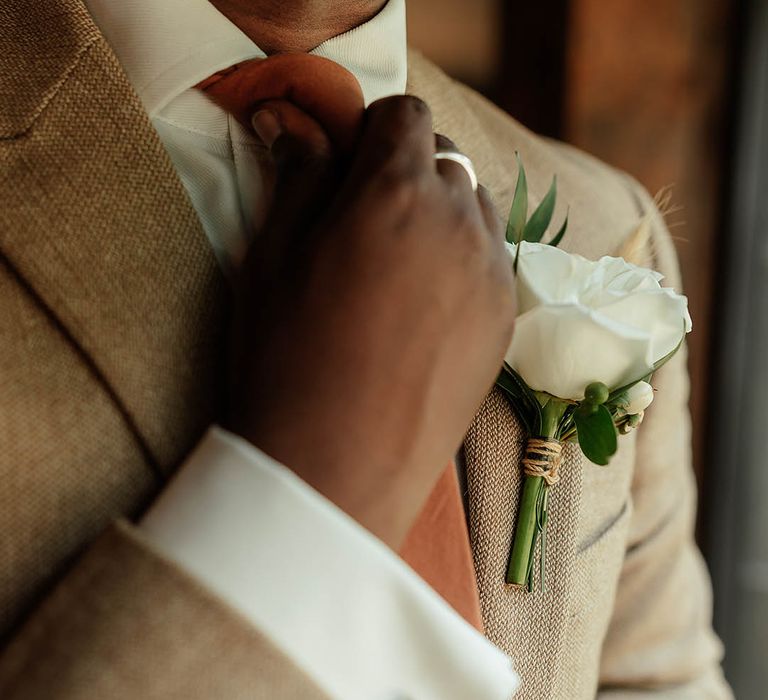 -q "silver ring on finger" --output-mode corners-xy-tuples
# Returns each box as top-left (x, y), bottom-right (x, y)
(433, 151), (478, 192)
